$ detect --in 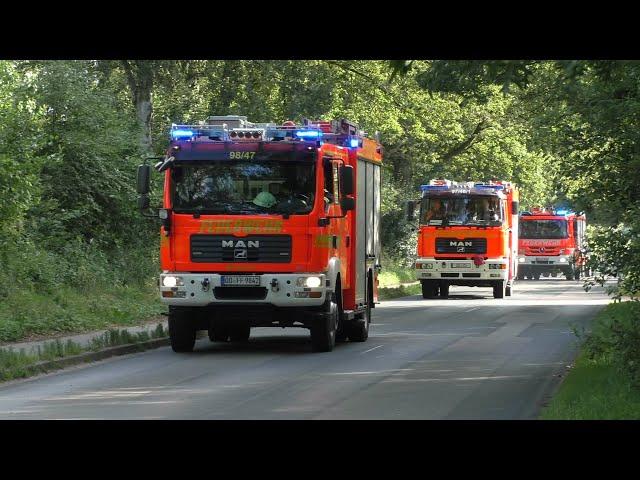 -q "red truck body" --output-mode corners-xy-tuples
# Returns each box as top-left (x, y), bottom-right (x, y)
(517, 208), (587, 280)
